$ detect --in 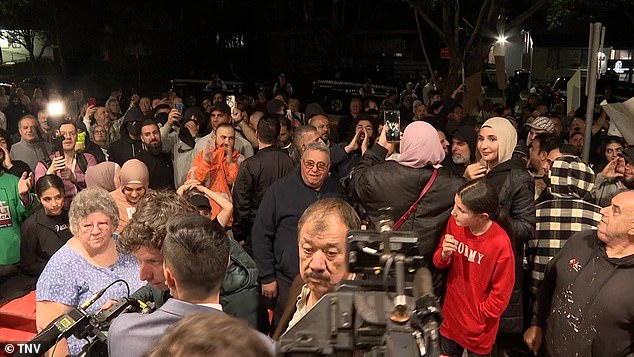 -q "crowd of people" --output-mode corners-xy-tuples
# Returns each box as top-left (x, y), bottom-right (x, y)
(0, 72), (632, 357)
